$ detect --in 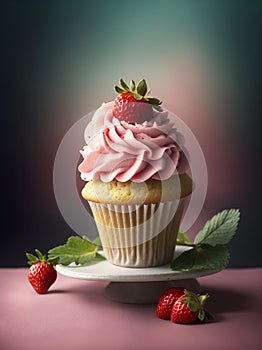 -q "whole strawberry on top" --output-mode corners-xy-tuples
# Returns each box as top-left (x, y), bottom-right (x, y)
(26, 249), (59, 294)
(113, 78), (162, 124)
